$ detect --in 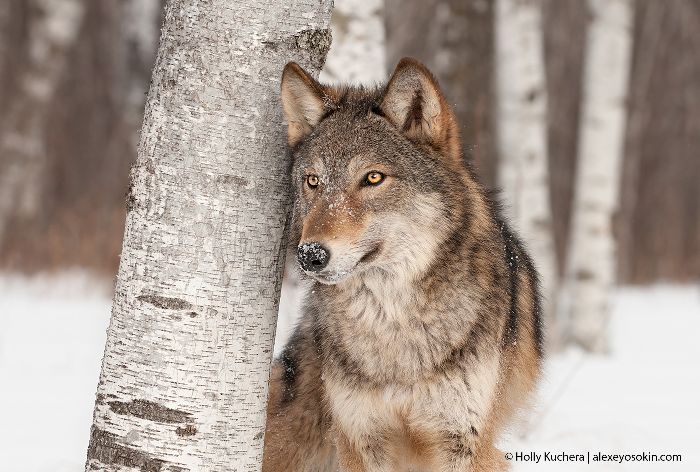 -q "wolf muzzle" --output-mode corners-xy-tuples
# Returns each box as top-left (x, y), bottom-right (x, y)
(297, 242), (330, 272)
